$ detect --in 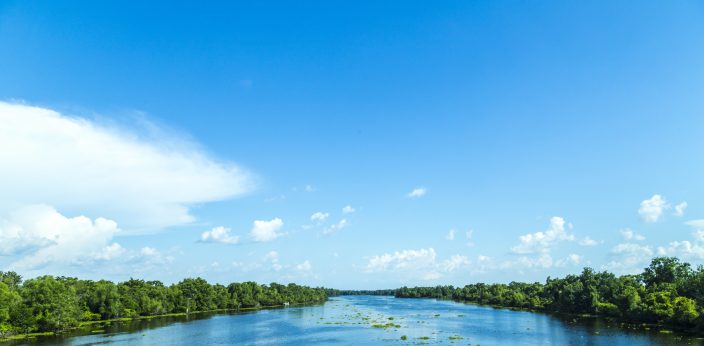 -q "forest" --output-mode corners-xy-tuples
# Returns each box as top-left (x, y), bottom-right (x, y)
(396, 257), (704, 332)
(0, 274), (326, 337)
